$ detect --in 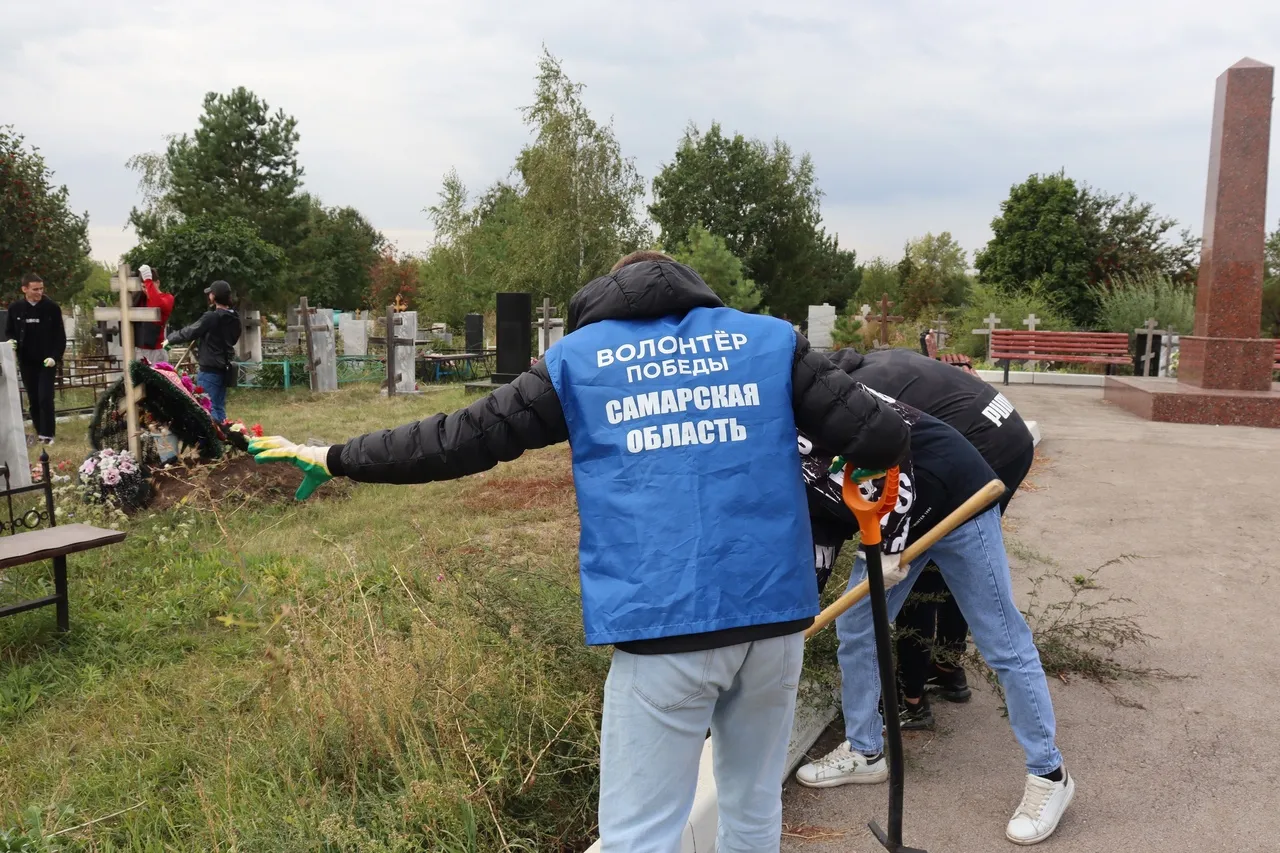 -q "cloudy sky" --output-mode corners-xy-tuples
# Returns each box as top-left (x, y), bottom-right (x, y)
(4, 0), (1279, 269)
